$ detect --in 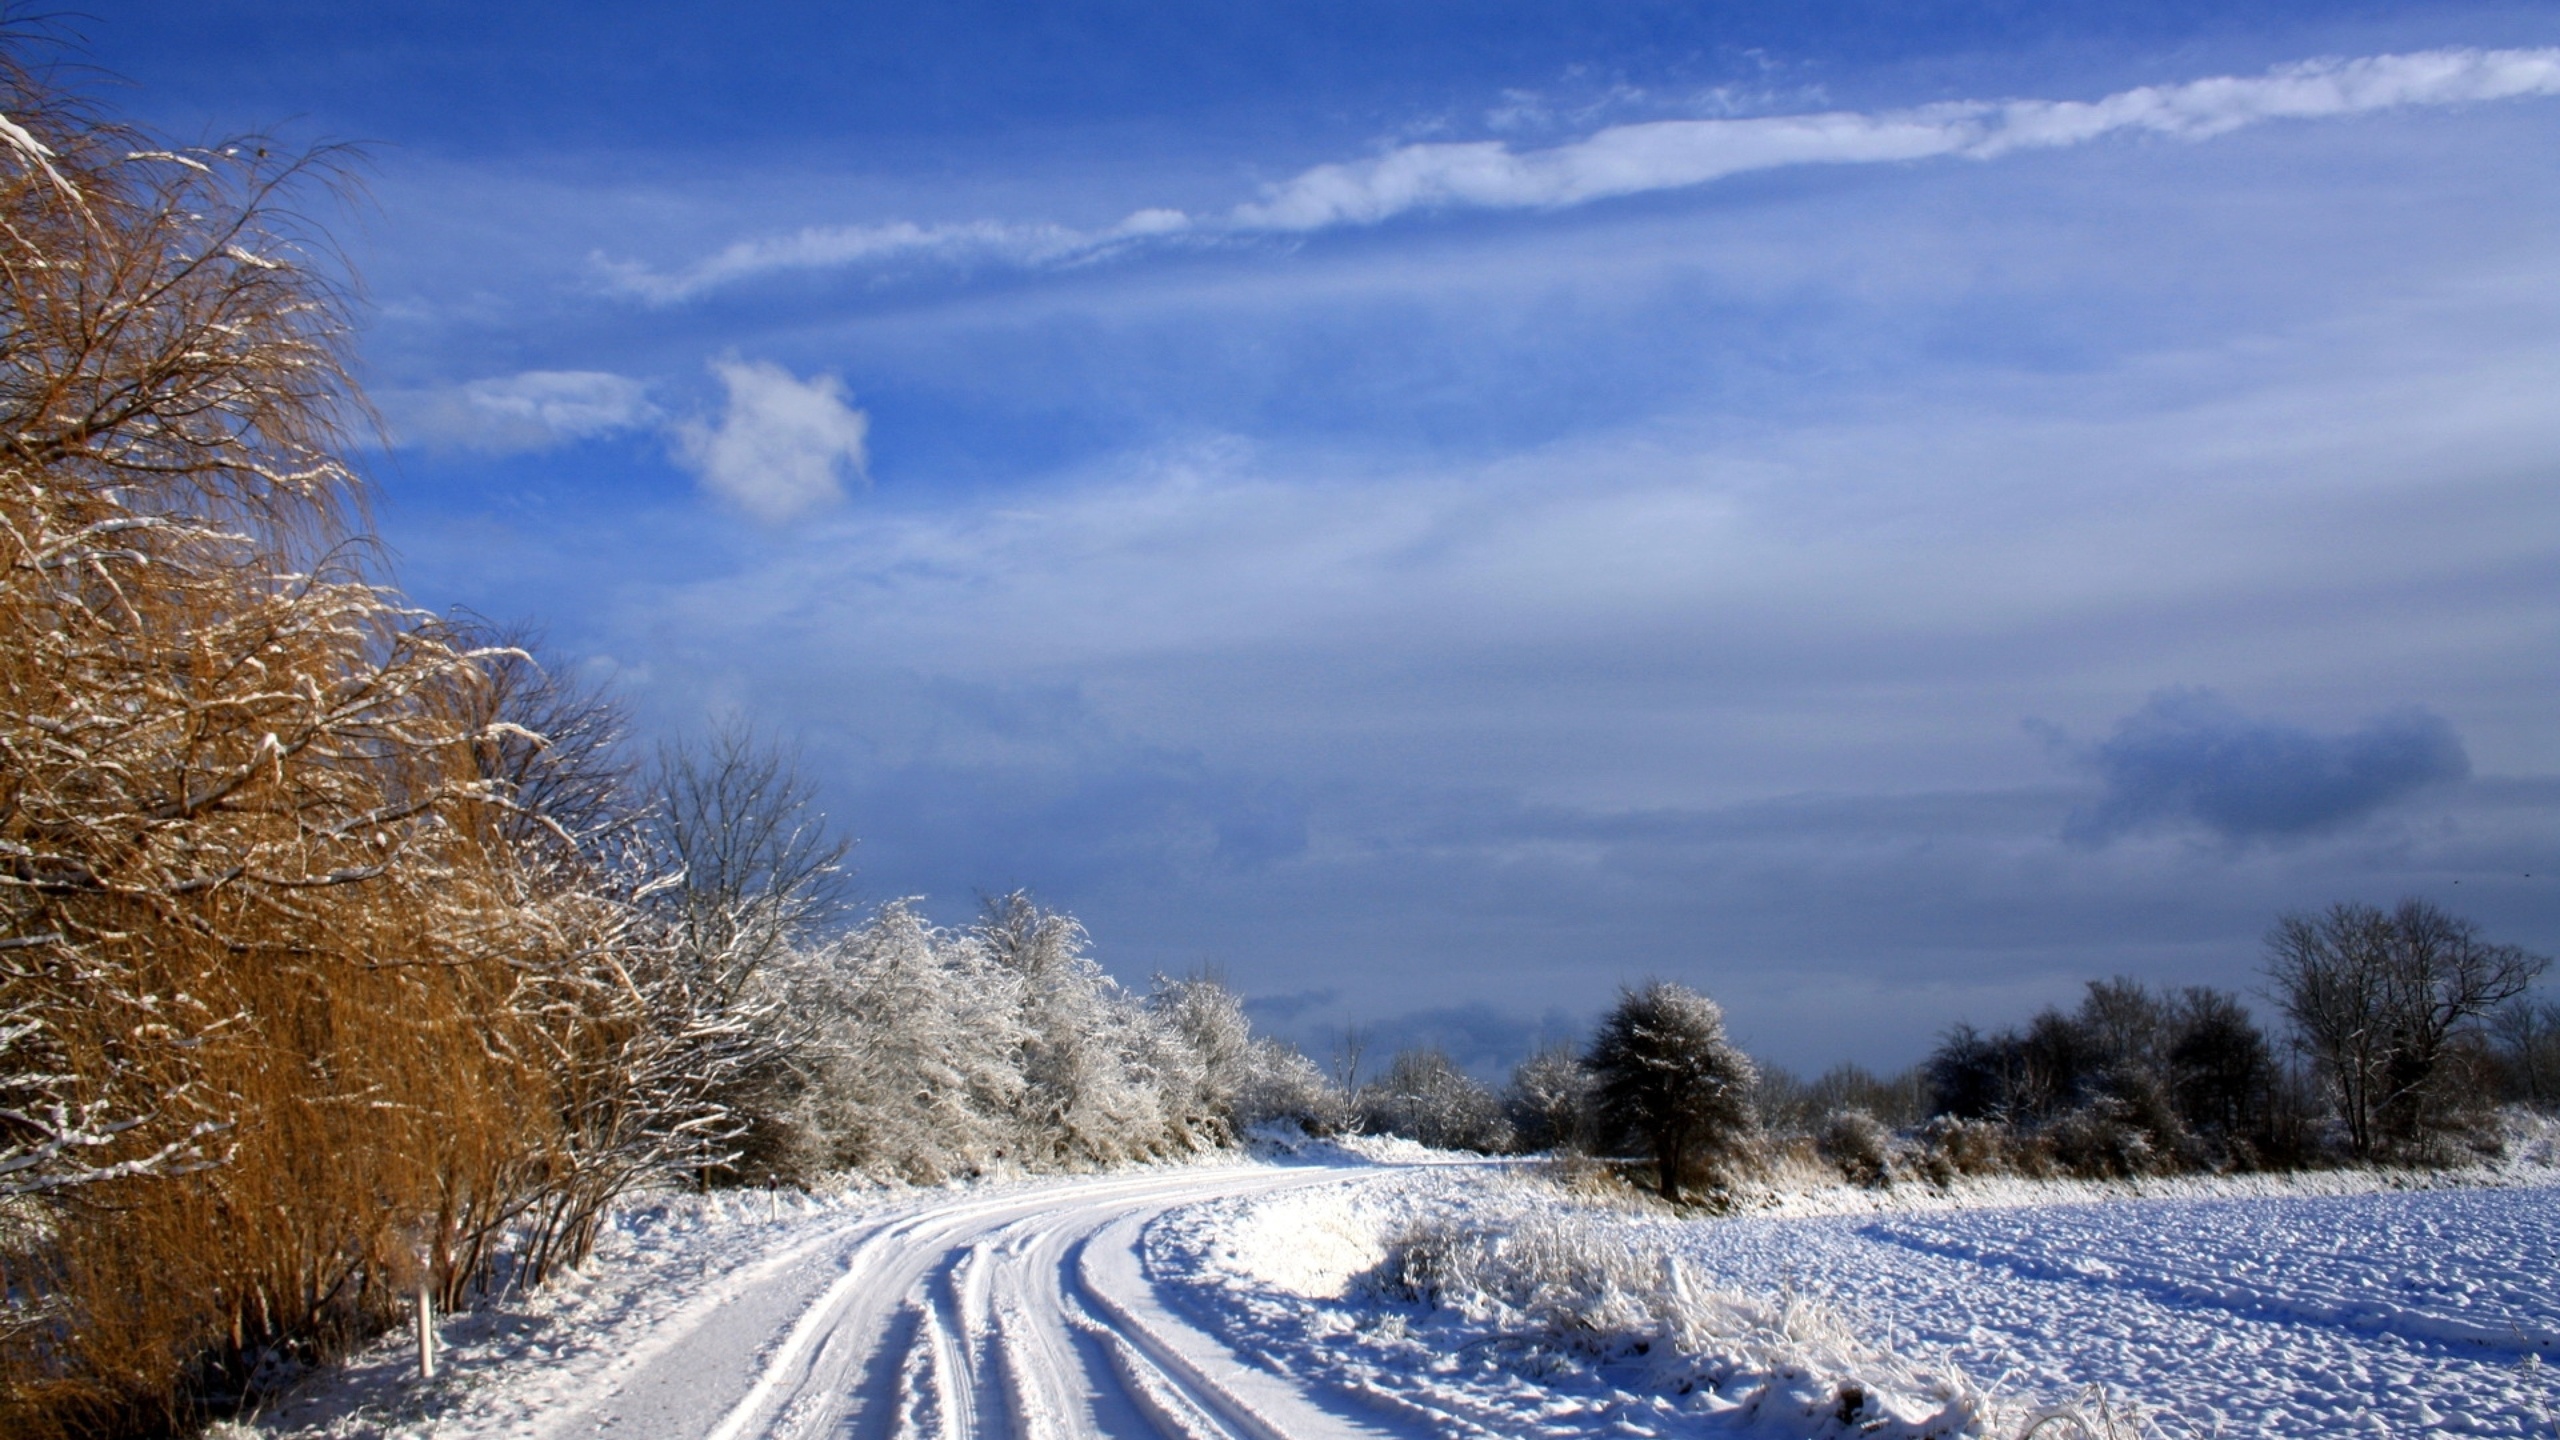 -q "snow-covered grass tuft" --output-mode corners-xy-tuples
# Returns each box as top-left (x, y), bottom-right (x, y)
(1370, 1181), (1999, 1437)
(2009, 1387), (2158, 1440)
